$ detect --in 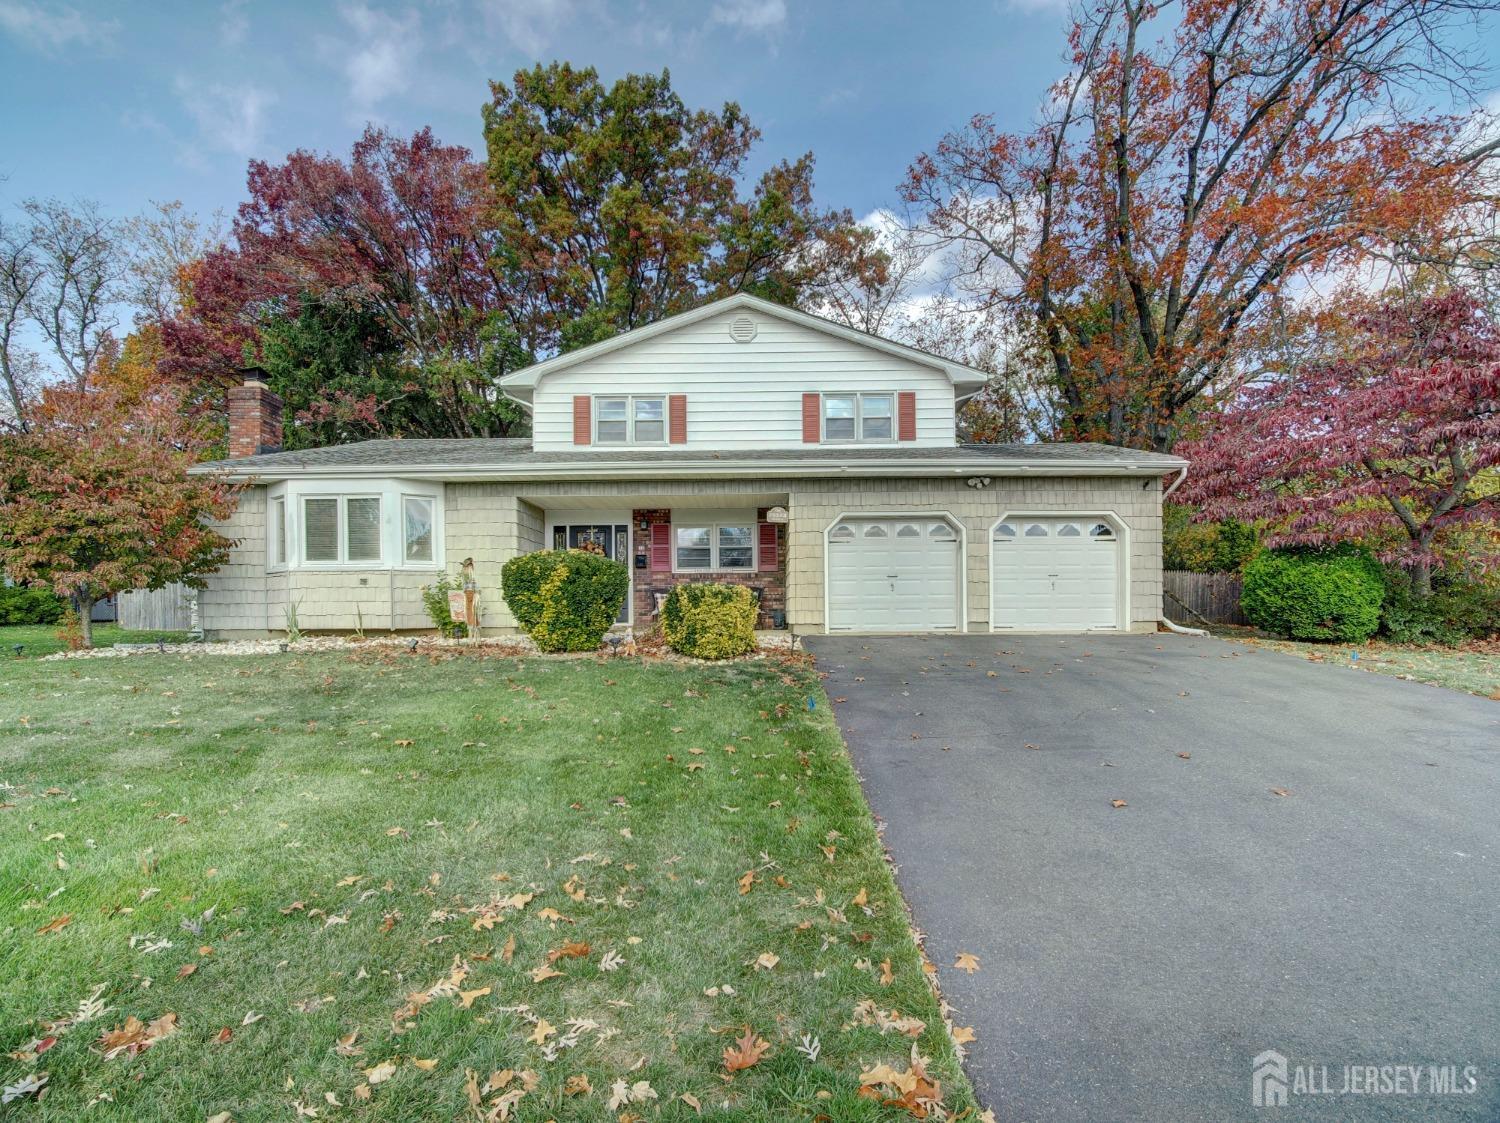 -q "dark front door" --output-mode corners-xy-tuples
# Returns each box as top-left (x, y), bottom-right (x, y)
(554, 524), (631, 623)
